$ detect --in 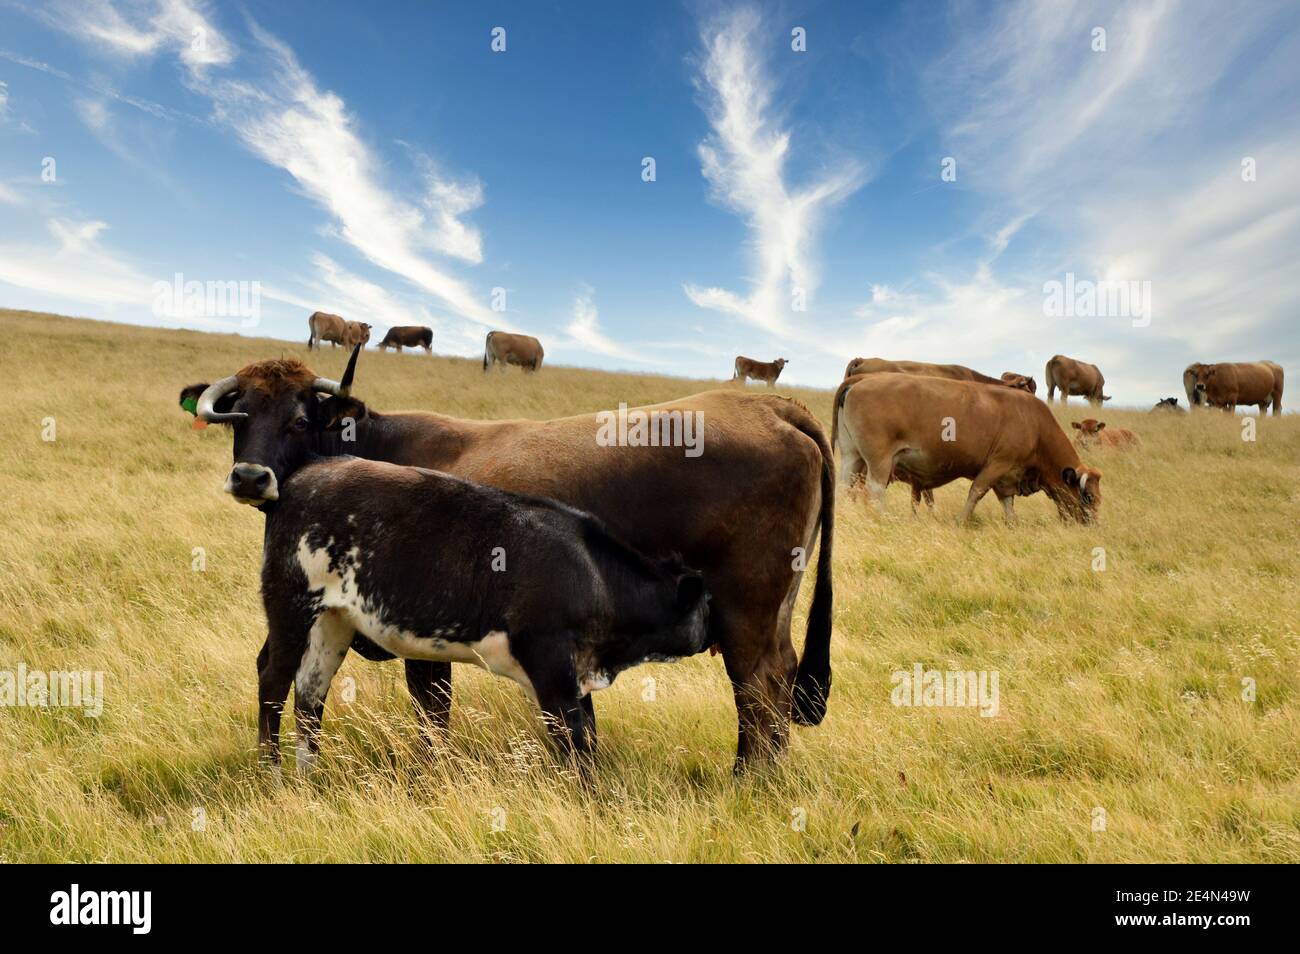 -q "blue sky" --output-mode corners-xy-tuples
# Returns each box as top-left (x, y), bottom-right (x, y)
(1, 0), (1298, 402)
